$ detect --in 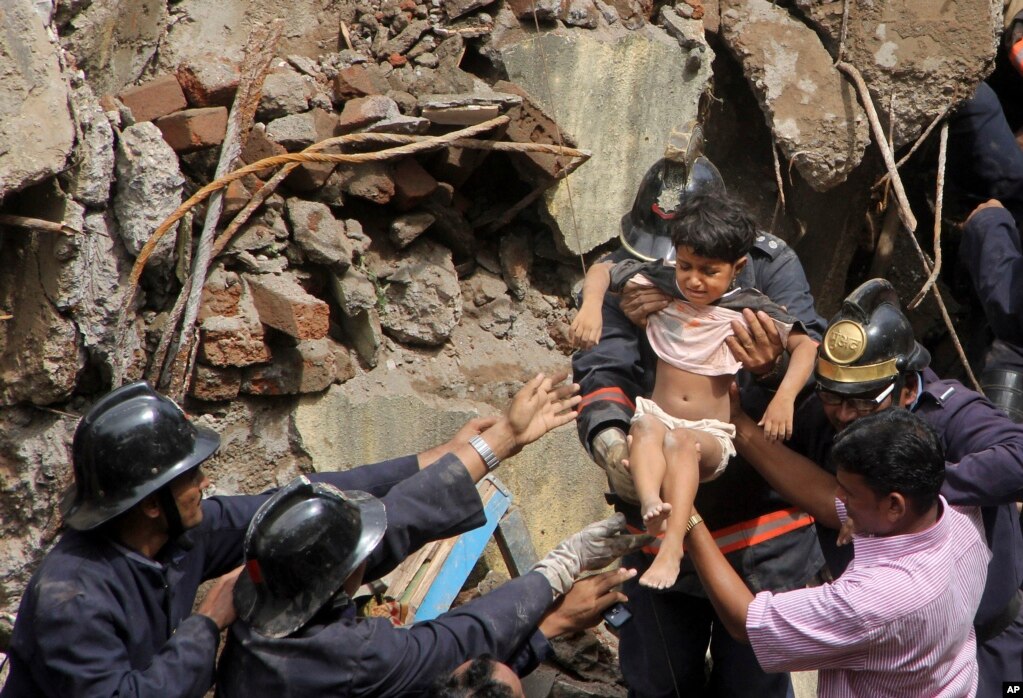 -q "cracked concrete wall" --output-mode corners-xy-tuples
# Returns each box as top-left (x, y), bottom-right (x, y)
(498, 26), (714, 254)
